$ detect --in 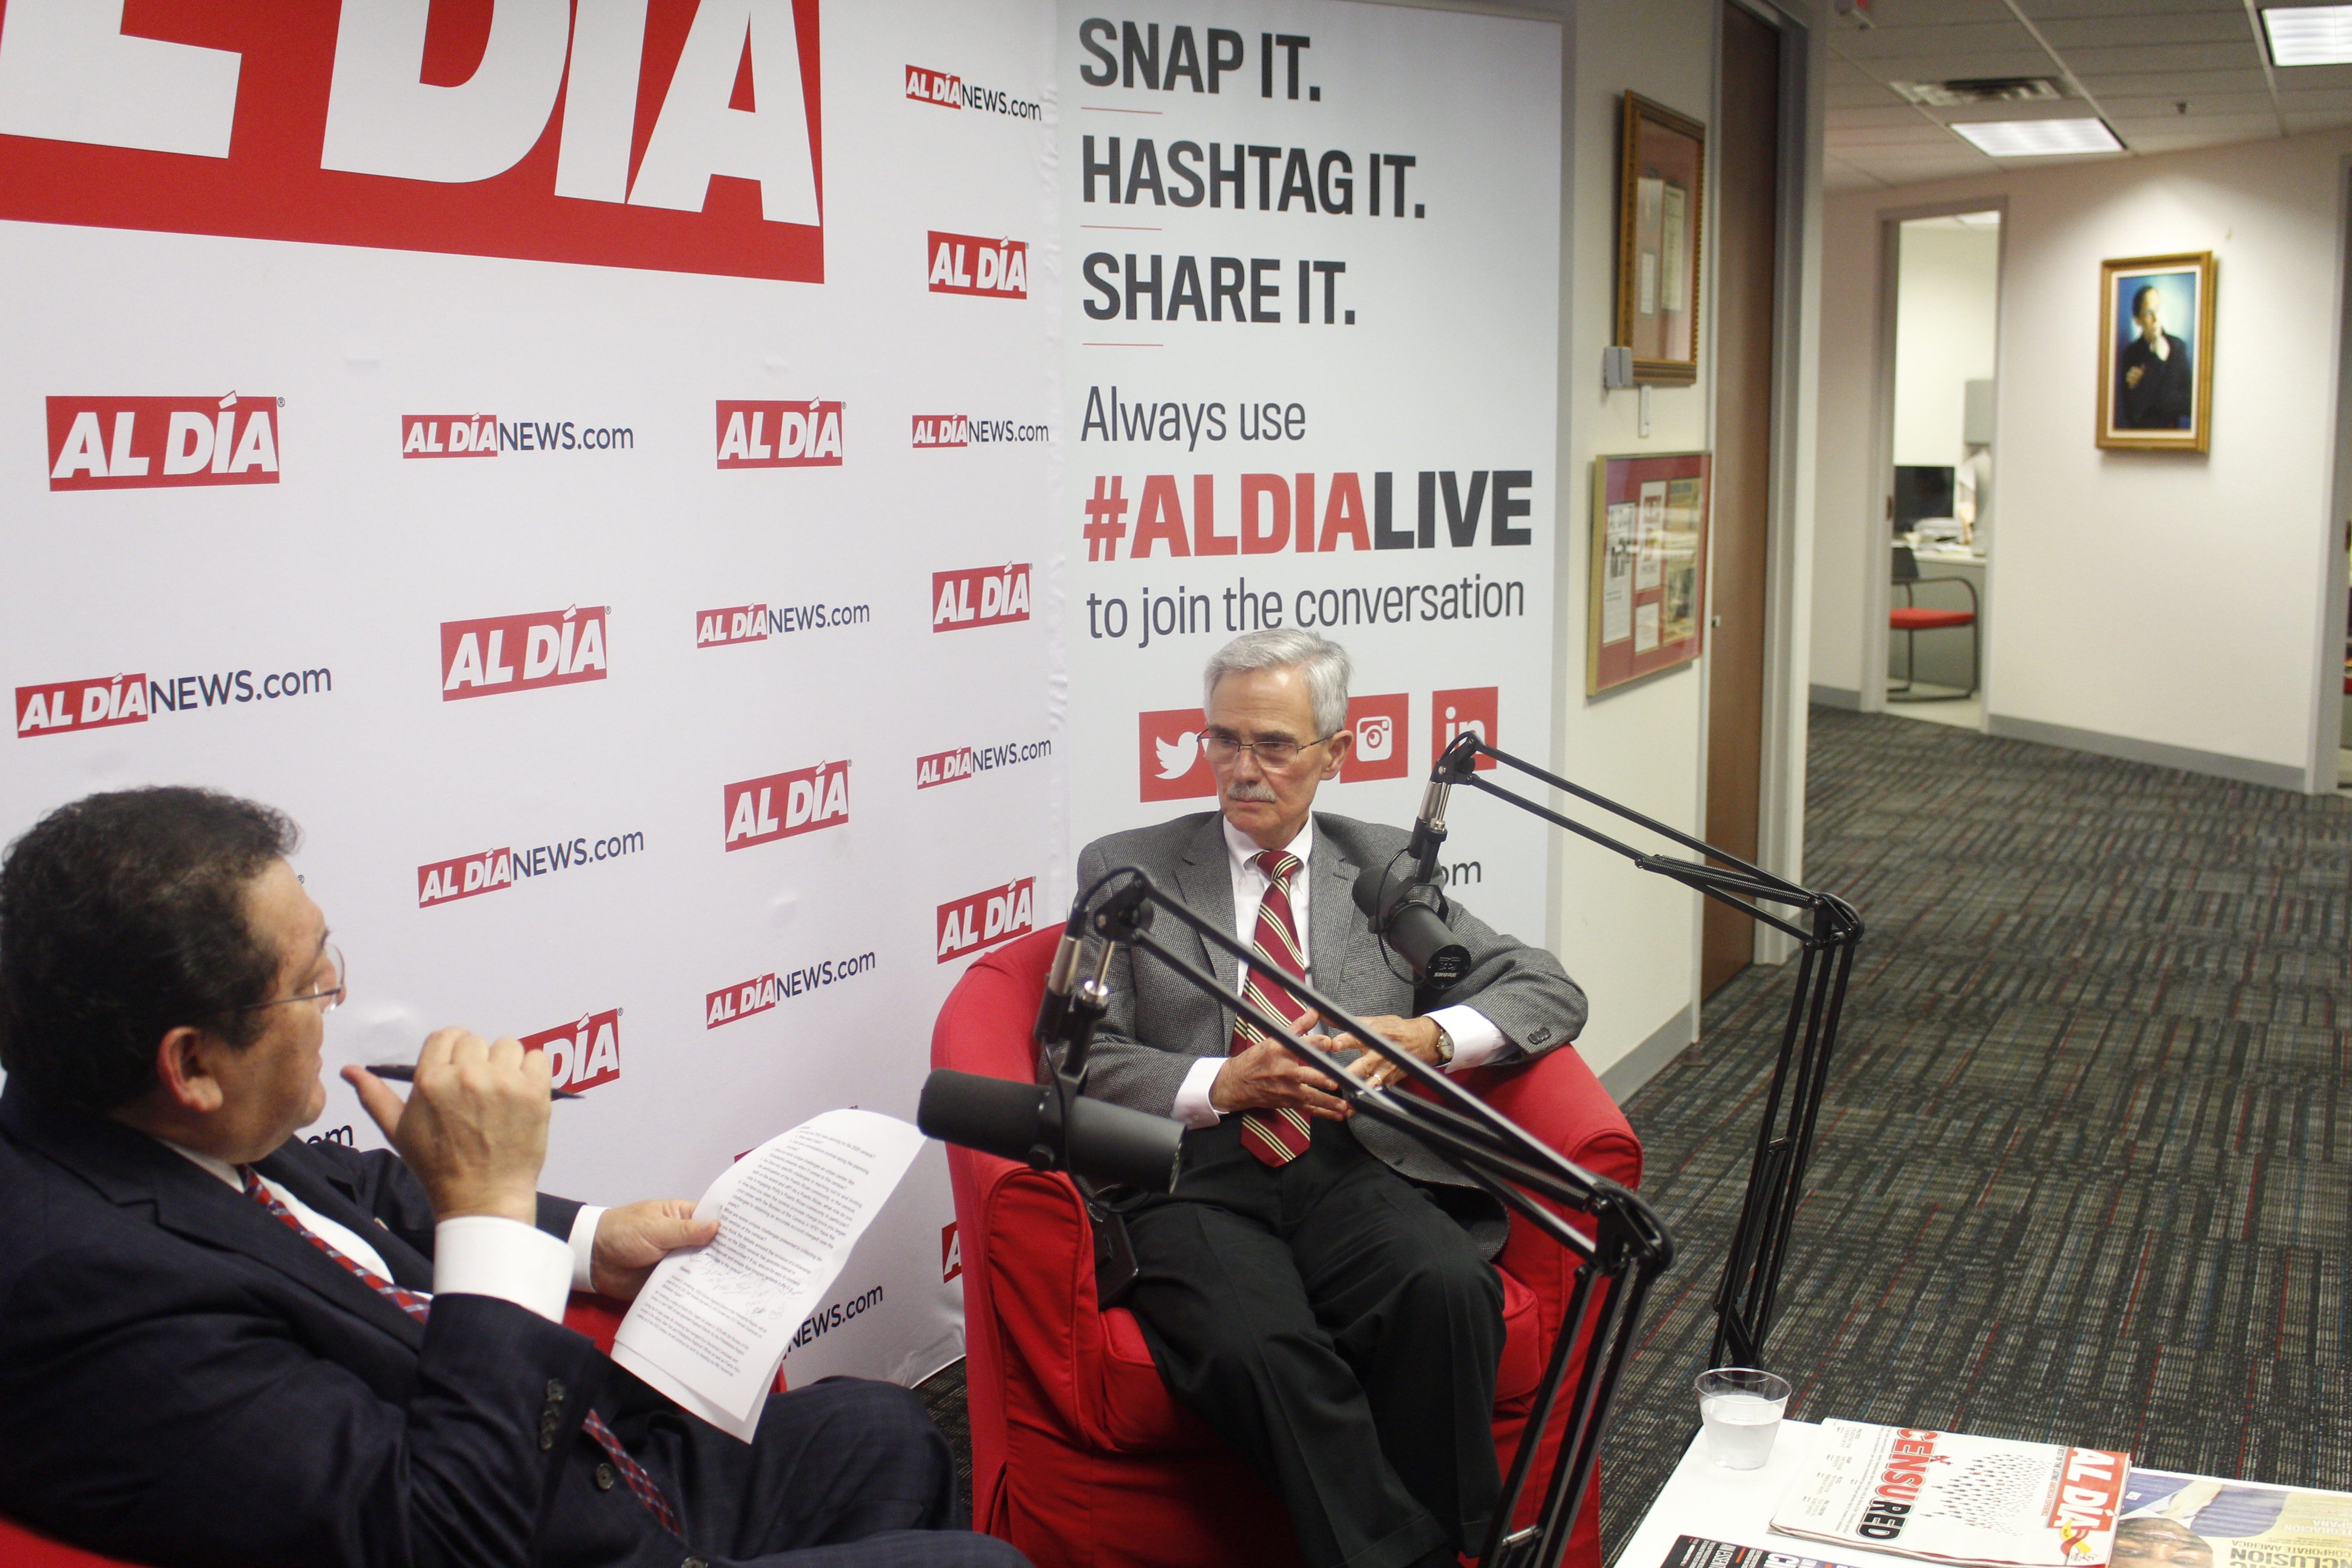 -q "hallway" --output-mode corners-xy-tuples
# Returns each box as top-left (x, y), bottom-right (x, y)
(1602, 706), (2352, 1554)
